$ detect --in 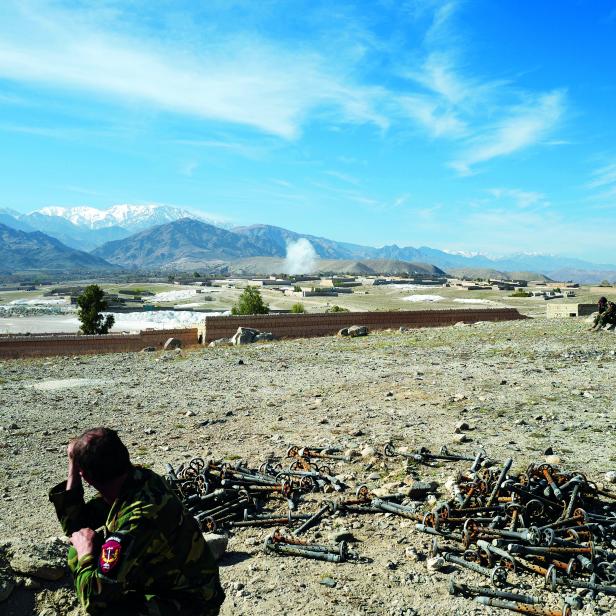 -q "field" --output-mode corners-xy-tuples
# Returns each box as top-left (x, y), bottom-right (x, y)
(1, 316), (615, 614)
(0, 279), (611, 334)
